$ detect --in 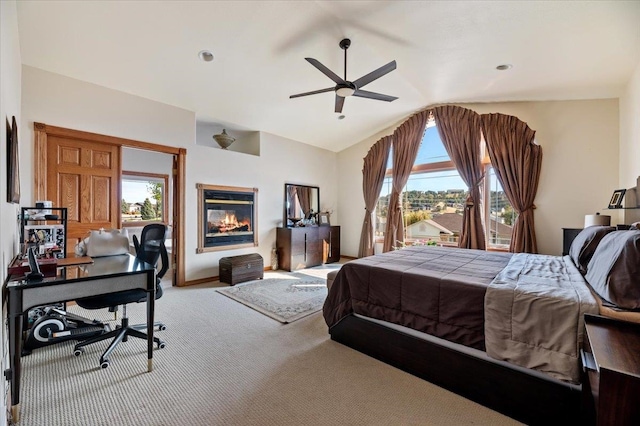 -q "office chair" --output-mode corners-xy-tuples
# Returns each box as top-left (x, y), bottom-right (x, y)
(73, 223), (169, 368)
